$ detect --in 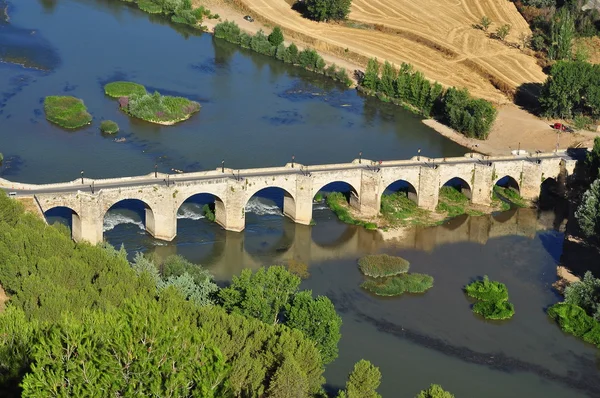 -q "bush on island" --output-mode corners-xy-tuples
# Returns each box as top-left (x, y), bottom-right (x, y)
(547, 302), (600, 347)
(465, 275), (509, 302)
(465, 275), (514, 320)
(104, 81), (147, 98)
(361, 273), (434, 296)
(100, 120), (119, 134)
(44, 96), (92, 129)
(123, 92), (201, 124)
(472, 300), (515, 320)
(358, 254), (410, 278)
